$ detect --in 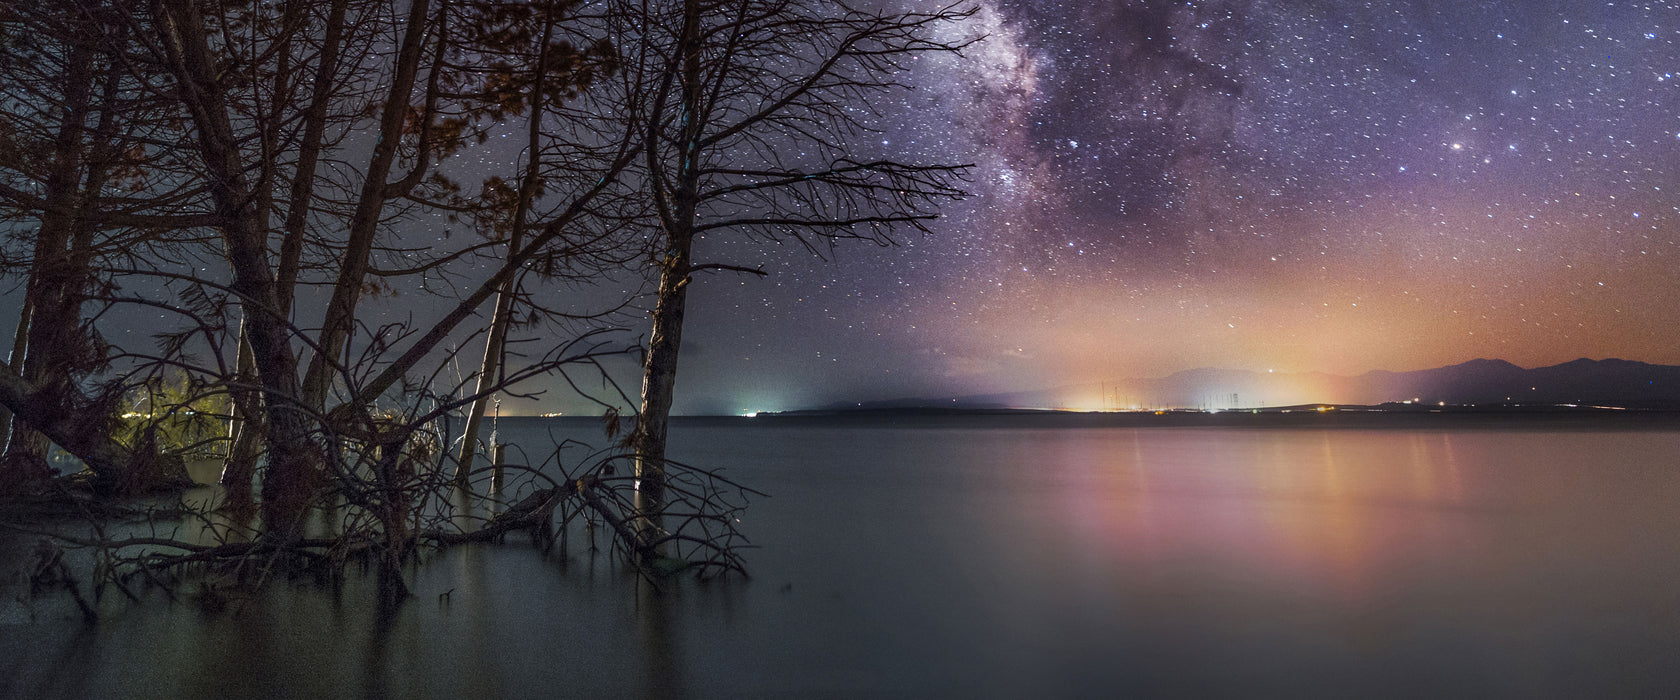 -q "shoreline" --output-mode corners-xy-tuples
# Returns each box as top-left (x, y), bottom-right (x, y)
(503, 406), (1680, 431)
